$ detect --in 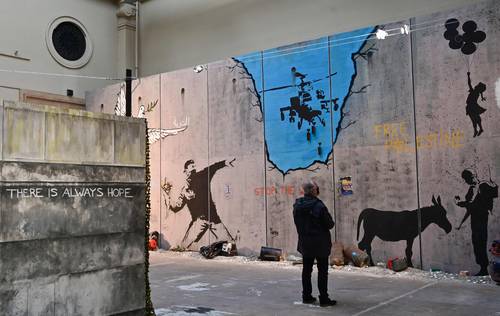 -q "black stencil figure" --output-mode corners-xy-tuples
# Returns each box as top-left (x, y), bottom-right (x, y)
(456, 169), (498, 276)
(265, 66), (337, 141)
(332, 98), (339, 111)
(444, 19), (485, 55)
(466, 72), (487, 137)
(166, 158), (236, 248)
(357, 196), (452, 267)
(443, 19), (488, 137)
